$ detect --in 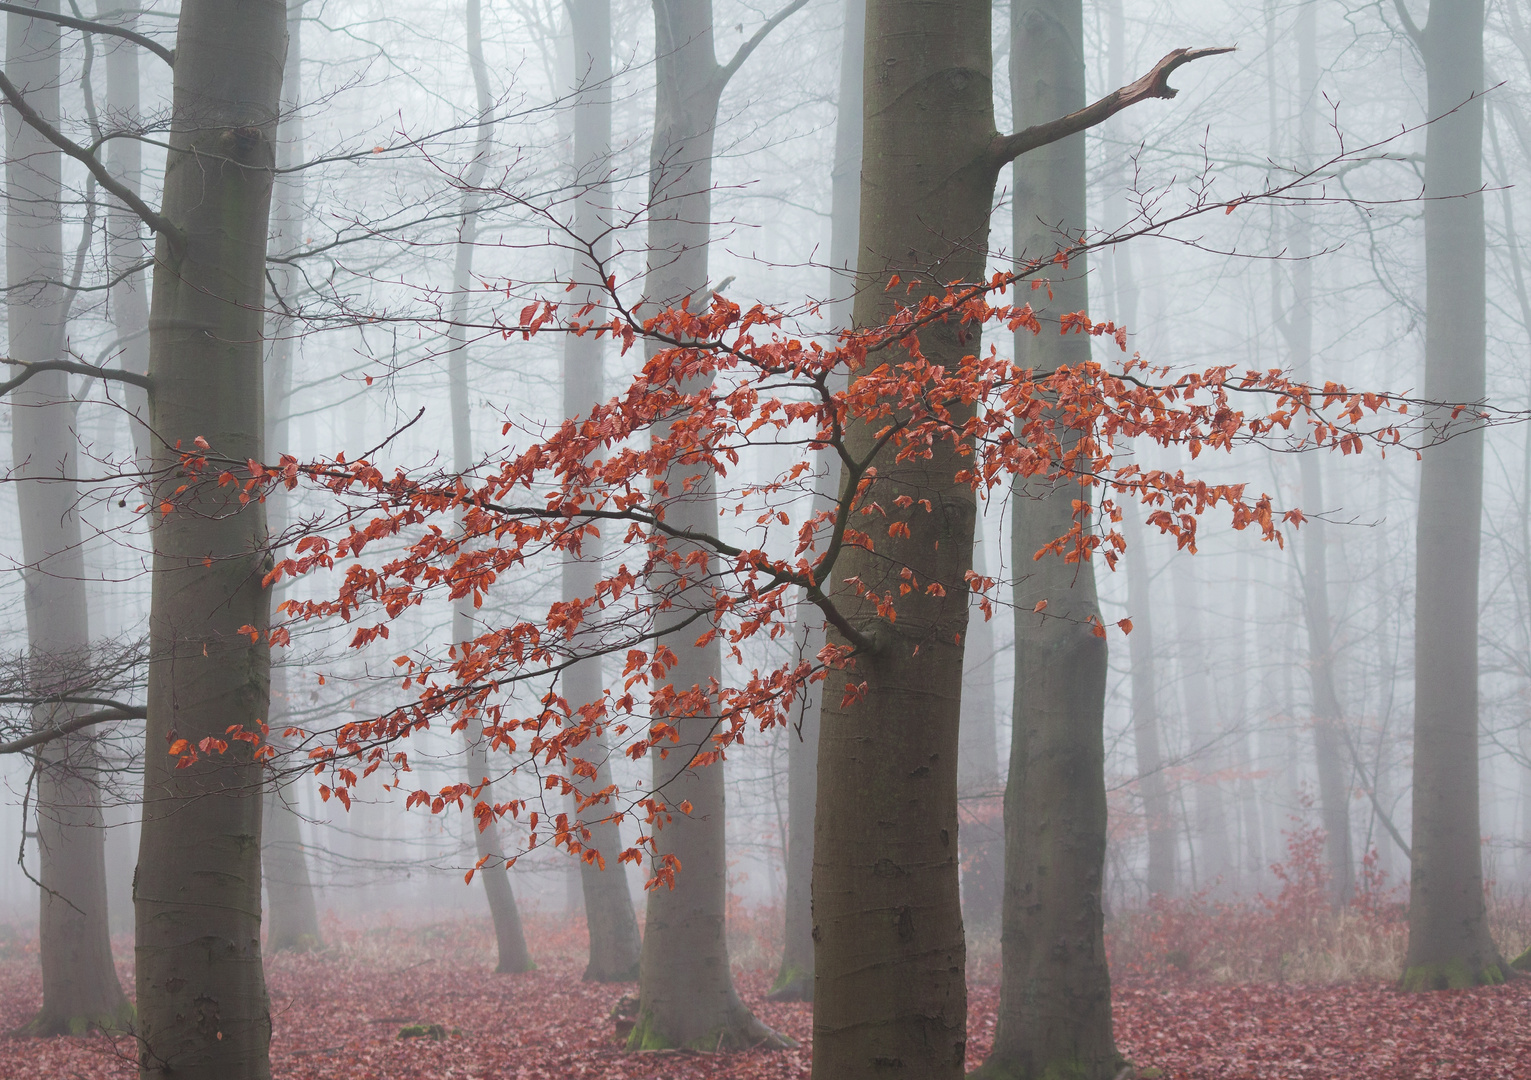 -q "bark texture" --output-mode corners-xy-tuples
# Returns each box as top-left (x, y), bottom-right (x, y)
(7, 0), (131, 1036)
(629, 0), (795, 1050)
(811, 0), (997, 1073)
(972, 0), (1119, 1073)
(450, 0), (534, 977)
(768, 0), (864, 1004)
(134, 3), (286, 1076)
(1402, 0), (1505, 991)
(261, 0), (324, 955)
(565, 0), (642, 984)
